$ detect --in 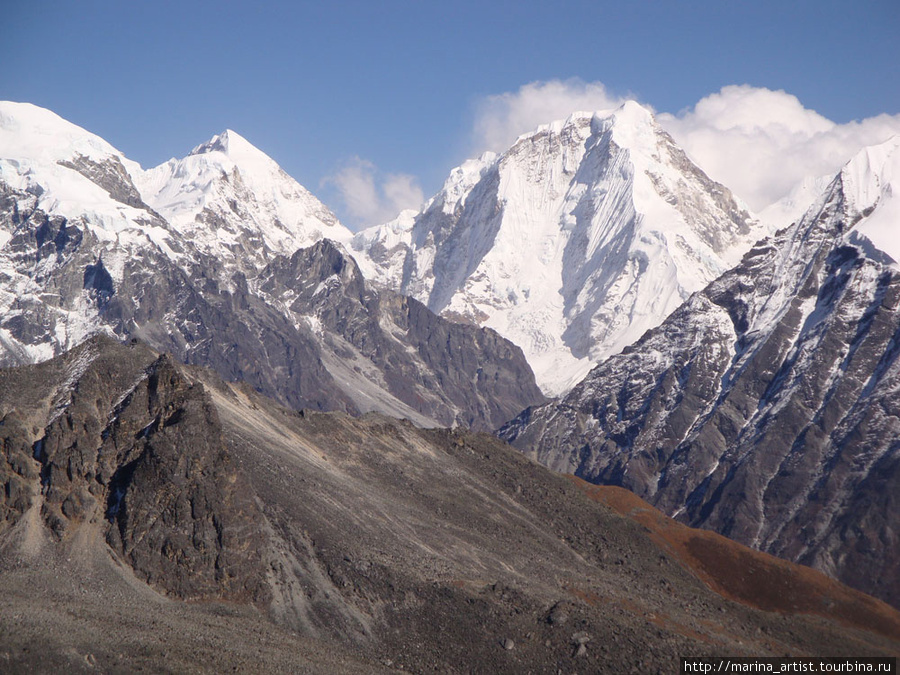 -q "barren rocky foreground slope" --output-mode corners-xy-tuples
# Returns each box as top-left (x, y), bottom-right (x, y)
(0, 337), (897, 673)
